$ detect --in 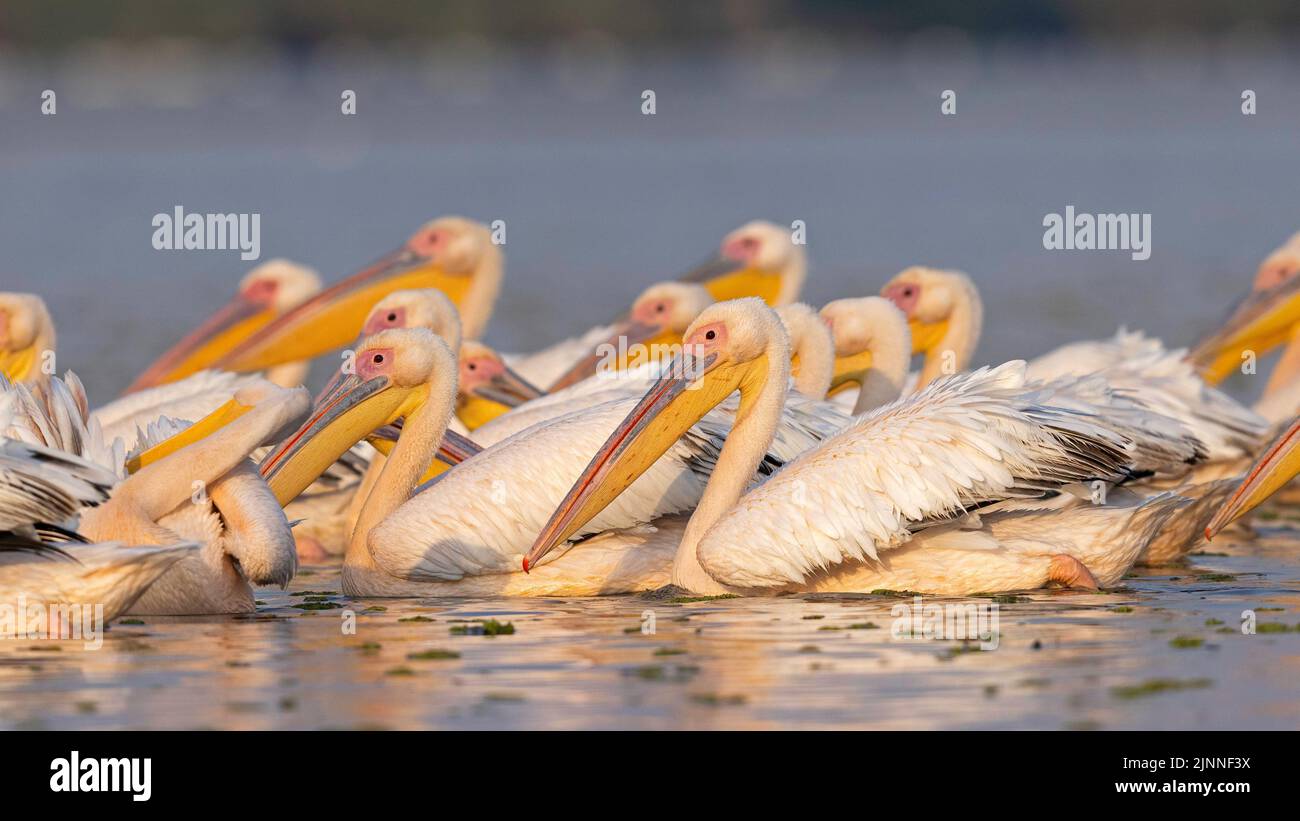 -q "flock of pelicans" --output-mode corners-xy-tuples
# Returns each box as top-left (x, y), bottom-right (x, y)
(5, 217), (1300, 628)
